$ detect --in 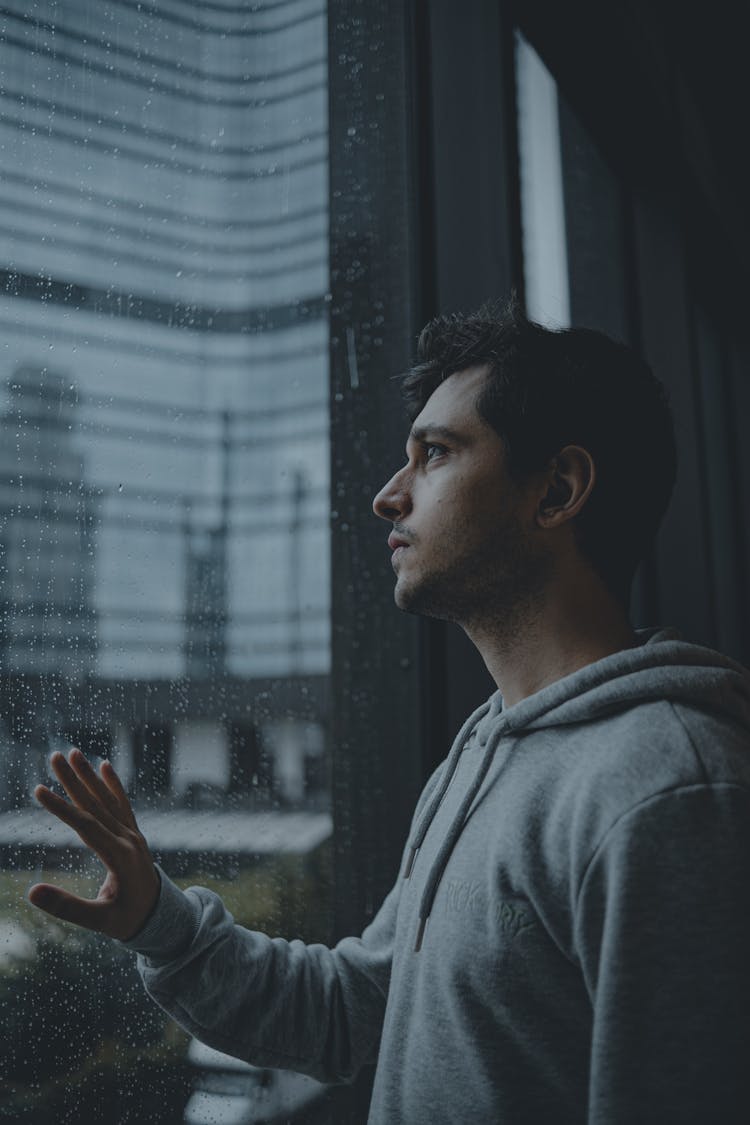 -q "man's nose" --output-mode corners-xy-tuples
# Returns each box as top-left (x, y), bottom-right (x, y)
(372, 468), (411, 522)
